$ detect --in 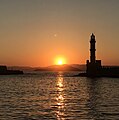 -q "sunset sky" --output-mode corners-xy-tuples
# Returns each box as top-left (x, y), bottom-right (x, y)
(0, 0), (119, 67)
